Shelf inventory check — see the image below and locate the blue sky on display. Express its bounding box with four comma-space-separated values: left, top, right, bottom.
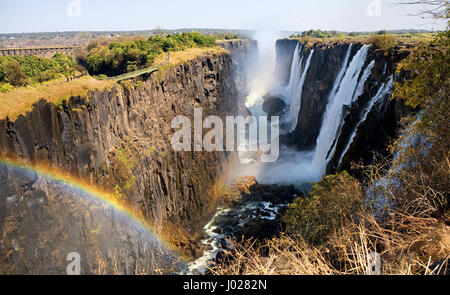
0, 0, 445, 33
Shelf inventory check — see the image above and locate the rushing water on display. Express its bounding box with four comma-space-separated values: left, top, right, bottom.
185, 200, 290, 274
233, 42, 379, 185
336, 75, 394, 167
312, 45, 371, 175
284, 47, 314, 132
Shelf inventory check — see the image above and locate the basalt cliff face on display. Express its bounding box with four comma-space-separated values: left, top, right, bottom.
275, 39, 412, 174
0, 43, 252, 274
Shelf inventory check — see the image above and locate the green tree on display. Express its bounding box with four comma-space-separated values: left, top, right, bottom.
0, 59, 28, 86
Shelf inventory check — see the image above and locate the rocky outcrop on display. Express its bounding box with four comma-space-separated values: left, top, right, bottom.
263, 94, 287, 118
0, 48, 252, 273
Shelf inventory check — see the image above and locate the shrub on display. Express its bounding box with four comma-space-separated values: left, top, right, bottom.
93, 74, 108, 80
0, 83, 14, 93
0, 59, 28, 86
366, 34, 399, 51
285, 171, 363, 245
392, 30, 449, 219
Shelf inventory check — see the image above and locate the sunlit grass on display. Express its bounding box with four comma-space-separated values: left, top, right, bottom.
0, 76, 115, 120
154, 46, 228, 66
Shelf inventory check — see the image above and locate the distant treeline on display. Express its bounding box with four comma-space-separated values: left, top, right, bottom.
0, 29, 252, 40
76, 32, 217, 77
290, 29, 437, 39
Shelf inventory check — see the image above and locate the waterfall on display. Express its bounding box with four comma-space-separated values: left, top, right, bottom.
336, 76, 394, 167
352, 60, 375, 103
327, 44, 353, 101
326, 59, 375, 163
284, 45, 314, 132
284, 43, 303, 105
312, 45, 371, 174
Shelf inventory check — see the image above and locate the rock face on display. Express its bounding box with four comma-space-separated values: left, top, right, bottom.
327, 47, 412, 174
218, 40, 257, 97
275, 39, 412, 174
218, 40, 257, 70
275, 39, 299, 85
278, 40, 362, 150
0, 46, 254, 273
0, 165, 184, 275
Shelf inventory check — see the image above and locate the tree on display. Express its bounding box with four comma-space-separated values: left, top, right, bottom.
397, 0, 449, 20
392, 23, 449, 219
1, 59, 27, 86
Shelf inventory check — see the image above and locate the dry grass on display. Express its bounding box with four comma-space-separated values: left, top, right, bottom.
0, 76, 115, 120
212, 145, 449, 275
291, 33, 437, 48
211, 235, 338, 275
154, 47, 228, 66
211, 213, 449, 275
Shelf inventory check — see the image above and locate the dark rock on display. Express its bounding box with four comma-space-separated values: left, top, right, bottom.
327, 47, 413, 175
239, 217, 279, 240
262, 95, 287, 117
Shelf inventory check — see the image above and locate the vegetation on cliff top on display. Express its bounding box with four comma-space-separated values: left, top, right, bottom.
0, 53, 82, 91
0, 32, 229, 120
76, 32, 217, 76
290, 30, 437, 50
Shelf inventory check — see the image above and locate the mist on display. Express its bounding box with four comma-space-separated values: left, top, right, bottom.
232, 30, 326, 186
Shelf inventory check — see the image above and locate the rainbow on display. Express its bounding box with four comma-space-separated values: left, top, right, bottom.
0, 156, 184, 261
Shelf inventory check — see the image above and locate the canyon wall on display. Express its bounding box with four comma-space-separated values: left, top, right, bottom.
0, 42, 253, 273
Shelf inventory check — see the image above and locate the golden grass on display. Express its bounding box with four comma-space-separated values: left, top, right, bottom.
154, 46, 228, 66
0, 76, 115, 120
291, 33, 438, 48
211, 215, 449, 275
154, 47, 229, 81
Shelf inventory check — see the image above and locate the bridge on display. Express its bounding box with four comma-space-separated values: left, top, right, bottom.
0, 46, 75, 58
112, 66, 159, 82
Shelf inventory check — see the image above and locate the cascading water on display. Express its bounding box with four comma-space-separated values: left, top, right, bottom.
312, 45, 372, 175
244, 32, 280, 117
336, 75, 394, 167
284, 47, 314, 132
326, 44, 353, 105
235, 40, 387, 186
326, 59, 375, 164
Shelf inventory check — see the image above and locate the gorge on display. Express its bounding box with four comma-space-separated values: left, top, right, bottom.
0, 36, 412, 274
